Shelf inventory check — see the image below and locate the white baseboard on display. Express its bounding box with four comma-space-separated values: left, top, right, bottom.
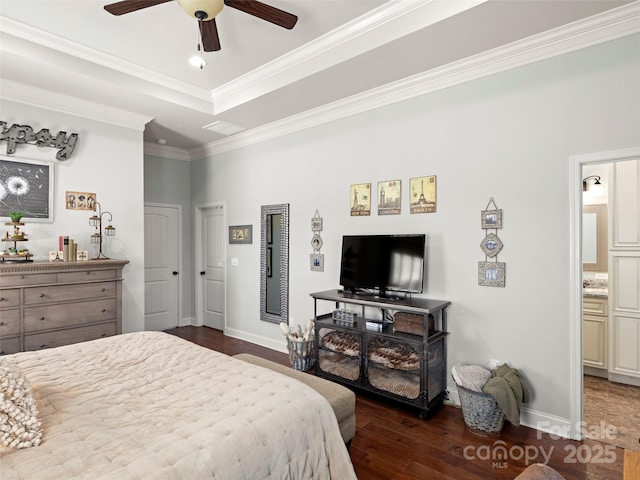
224, 327, 288, 354
178, 317, 196, 327
446, 380, 574, 440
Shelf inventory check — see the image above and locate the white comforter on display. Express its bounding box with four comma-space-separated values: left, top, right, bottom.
0, 332, 356, 480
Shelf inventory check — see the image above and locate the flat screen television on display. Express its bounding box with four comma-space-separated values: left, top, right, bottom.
339, 234, 425, 298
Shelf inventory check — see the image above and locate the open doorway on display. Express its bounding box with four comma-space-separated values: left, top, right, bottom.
570, 147, 640, 451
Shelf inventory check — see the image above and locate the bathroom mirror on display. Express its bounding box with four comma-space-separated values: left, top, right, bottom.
583, 204, 608, 272
260, 203, 289, 324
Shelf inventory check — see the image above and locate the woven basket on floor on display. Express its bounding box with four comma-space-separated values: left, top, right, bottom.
456, 383, 505, 437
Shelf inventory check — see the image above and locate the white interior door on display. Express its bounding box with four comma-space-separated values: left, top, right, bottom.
144, 204, 180, 331
201, 205, 225, 330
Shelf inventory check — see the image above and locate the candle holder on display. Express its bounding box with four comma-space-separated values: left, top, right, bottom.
89, 202, 116, 260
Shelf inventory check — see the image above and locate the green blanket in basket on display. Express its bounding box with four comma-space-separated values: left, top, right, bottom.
482, 364, 529, 426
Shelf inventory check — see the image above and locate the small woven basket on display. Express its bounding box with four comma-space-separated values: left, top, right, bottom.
456, 383, 505, 437
287, 339, 315, 371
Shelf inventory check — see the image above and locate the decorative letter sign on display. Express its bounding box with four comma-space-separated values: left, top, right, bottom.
0, 122, 78, 160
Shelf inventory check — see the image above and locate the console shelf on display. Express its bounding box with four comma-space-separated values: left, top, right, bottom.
311, 289, 450, 418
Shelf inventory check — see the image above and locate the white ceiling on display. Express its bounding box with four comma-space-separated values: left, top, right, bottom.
0, 0, 635, 153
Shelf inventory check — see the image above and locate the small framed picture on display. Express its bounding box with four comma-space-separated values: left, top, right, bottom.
409, 175, 437, 214
229, 225, 252, 244
480, 233, 503, 258
478, 261, 505, 287
481, 209, 502, 229
377, 179, 401, 215
310, 253, 324, 272
66, 191, 96, 210
49, 250, 63, 261
77, 250, 89, 261
350, 183, 371, 216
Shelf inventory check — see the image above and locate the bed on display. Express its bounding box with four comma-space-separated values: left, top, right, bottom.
0, 331, 356, 480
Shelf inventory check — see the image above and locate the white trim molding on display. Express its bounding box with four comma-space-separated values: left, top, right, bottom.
210, 0, 488, 114
1, 80, 153, 131
193, 2, 640, 160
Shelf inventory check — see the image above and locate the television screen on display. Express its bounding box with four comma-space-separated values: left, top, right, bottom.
339, 234, 425, 296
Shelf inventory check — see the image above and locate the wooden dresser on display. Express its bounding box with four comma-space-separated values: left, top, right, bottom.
0, 259, 128, 354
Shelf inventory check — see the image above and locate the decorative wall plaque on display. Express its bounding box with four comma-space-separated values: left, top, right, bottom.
0, 122, 78, 160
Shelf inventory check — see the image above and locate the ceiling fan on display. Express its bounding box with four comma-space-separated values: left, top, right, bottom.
104, 0, 298, 52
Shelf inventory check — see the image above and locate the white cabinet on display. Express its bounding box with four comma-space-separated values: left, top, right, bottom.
608, 159, 640, 380
583, 296, 607, 369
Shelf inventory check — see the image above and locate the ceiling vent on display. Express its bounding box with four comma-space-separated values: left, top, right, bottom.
203, 121, 246, 136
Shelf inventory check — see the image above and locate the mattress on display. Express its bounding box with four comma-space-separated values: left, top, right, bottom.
0, 331, 356, 480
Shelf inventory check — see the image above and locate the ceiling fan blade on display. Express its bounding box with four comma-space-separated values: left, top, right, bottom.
224, 0, 297, 29
200, 19, 221, 52
104, 0, 172, 16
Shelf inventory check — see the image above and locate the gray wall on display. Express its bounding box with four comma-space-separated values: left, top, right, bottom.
144, 155, 194, 323
183, 34, 639, 428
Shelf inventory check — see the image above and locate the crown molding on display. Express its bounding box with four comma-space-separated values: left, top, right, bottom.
192, 2, 640, 160
1, 80, 153, 130
144, 142, 191, 161
210, 0, 488, 114
1, 15, 212, 112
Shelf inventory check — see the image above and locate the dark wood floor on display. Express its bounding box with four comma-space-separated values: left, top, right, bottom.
165, 326, 625, 480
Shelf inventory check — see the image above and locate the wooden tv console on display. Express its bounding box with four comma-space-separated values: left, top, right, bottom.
311, 289, 450, 418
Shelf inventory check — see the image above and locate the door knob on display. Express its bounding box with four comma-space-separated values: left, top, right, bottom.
173, 271, 179, 275
200, 271, 205, 275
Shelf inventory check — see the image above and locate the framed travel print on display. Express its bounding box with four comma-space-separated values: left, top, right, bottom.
377, 179, 401, 215
350, 183, 371, 216
478, 261, 505, 287
410, 175, 437, 214
0, 156, 54, 222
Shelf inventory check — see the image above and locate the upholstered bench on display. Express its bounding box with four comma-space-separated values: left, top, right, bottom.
233, 353, 356, 445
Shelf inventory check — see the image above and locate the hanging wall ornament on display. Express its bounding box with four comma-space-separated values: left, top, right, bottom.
478, 197, 505, 287
310, 210, 324, 271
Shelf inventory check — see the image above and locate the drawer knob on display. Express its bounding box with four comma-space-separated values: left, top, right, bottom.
101, 309, 106, 313
39, 344, 46, 349
101, 333, 107, 337
40, 293, 45, 298
87, 272, 91, 275
40, 316, 45, 321
0, 297, 4, 301
0, 322, 4, 326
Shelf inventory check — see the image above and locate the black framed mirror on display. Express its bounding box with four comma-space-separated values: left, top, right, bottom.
260, 203, 289, 324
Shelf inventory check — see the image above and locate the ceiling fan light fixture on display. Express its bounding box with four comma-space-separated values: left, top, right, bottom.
177, 0, 224, 20
189, 55, 207, 68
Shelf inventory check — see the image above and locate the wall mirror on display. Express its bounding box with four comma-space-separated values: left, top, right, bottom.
260, 203, 289, 324
583, 204, 608, 272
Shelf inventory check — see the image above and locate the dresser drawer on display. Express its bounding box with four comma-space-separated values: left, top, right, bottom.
24, 299, 117, 333
24, 281, 116, 305
0, 308, 20, 336
57, 269, 117, 283
0, 273, 57, 287
0, 336, 21, 355
24, 322, 117, 351
0, 289, 20, 308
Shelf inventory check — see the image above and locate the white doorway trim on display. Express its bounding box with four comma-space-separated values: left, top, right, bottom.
569, 146, 640, 441
143, 202, 183, 327
194, 201, 227, 329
